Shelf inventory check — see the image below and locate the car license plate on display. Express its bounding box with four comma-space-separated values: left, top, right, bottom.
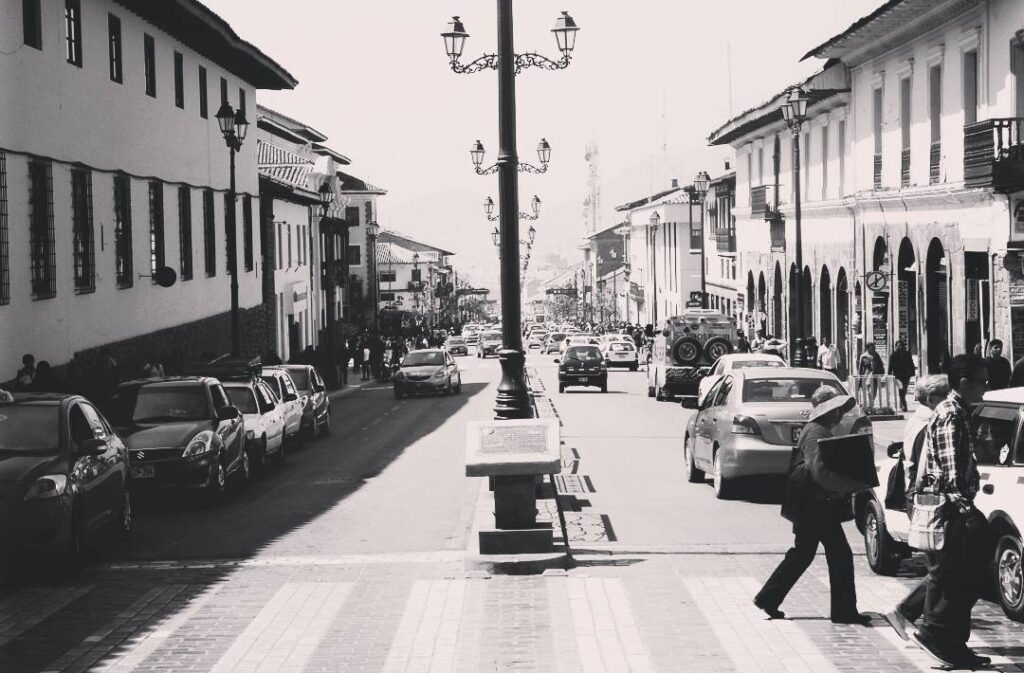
579, 377, 589, 383
791, 425, 804, 443
131, 465, 155, 479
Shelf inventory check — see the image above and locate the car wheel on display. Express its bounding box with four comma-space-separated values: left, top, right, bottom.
235, 448, 252, 491
275, 438, 287, 467
320, 411, 331, 436
655, 377, 665, 401
712, 450, 733, 500
684, 437, 705, 483
863, 500, 902, 576
207, 460, 228, 503
253, 436, 268, 473
996, 534, 1024, 622
600, 379, 608, 393
118, 487, 134, 538
647, 384, 655, 398
455, 377, 462, 394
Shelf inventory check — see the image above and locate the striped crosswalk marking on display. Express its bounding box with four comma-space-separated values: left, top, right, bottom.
684, 576, 841, 673
209, 582, 353, 673
562, 577, 655, 673
0, 584, 92, 648
381, 579, 467, 673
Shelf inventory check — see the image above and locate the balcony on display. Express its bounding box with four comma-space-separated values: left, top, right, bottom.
769, 218, 786, 252
749, 185, 777, 220
964, 118, 1024, 192
929, 141, 941, 184
716, 228, 736, 253
873, 153, 882, 190
900, 148, 911, 187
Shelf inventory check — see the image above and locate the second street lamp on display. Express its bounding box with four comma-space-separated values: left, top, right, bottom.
318, 181, 340, 389
649, 211, 660, 327
782, 86, 809, 367
692, 170, 710, 309
215, 101, 249, 356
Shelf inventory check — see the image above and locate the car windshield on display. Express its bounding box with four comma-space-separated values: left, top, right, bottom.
609, 342, 635, 352
731, 359, 785, 369
742, 378, 843, 403
260, 375, 281, 398
482, 332, 502, 341
0, 405, 60, 454
284, 368, 309, 390
565, 346, 602, 361
225, 387, 258, 414
118, 384, 209, 423
549, 333, 566, 341
446, 337, 466, 345
404, 352, 445, 367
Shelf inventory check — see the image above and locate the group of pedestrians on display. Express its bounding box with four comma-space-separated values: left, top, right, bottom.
754, 354, 995, 669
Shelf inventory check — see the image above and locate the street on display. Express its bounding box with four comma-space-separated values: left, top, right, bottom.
2, 350, 1022, 673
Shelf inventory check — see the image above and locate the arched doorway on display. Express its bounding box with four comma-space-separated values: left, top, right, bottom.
746, 272, 756, 337
802, 265, 813, 340
758, 271, 767, 336
897, 237, 918, 356
820, 266, 833, 343
926, 238, 950, 373
836, 268, 849, 378
773, 262, 784, 338
871, 236, 890, 355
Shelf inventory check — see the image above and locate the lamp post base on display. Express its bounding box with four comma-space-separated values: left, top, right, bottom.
494, 349, 533, 420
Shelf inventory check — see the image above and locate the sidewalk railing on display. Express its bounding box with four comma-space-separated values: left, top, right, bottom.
850, 374, 900, 416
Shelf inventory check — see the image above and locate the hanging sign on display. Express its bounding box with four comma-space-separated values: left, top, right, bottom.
865, 270, 888, 292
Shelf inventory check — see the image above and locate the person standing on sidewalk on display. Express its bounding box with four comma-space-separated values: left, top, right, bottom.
859, 343, 885, 408
984, 339, 1011, 390
883, 374, 950, 641
910, 354, 991, 669
754, 387, 873, 625
888, 340, 915, 412
817, 337, 839, 376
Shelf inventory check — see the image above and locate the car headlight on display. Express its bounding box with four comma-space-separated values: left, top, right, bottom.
24, 474, 69, 501
182, 430, 215, 458
433, 369, 446, 379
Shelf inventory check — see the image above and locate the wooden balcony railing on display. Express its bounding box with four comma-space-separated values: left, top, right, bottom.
964, 118, 1024, 192
873, 153, 882, 190
900, 148, 911, 187
749, 185, 777, 220
716, 228, 736, 253
929, 141, 941, 184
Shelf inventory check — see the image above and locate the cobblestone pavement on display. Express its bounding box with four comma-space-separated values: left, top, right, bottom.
2, 552, 1022, 673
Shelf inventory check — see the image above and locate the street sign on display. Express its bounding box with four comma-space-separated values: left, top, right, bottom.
457, 288, 490, 296
865, 270, 888, 292
545, 287, 578, 297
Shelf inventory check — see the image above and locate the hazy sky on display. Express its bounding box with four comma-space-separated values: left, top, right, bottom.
205, 0, 881, 286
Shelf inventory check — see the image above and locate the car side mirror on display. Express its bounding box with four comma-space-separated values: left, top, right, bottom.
217, 406, 240, 421
553, 358, 560, 364
886, 441, 903, 459
79, 438, 107, 456
662, 328, 670, 337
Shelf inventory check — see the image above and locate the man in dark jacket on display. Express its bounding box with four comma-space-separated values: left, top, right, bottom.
888, 340, 916, 412
984, 340, 1011, 390
754, 386, 872, 625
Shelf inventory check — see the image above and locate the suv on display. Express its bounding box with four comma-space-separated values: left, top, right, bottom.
855, 389, 1024, 622
106, 377, 248, 499
275, 365, 330, 439
557, 344, 608, 393
648, 310, 736, 404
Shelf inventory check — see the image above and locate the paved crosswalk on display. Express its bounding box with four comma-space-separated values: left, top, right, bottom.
2, 554, 1022, 673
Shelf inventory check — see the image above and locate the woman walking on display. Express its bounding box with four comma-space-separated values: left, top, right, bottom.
754, 387, 872, 625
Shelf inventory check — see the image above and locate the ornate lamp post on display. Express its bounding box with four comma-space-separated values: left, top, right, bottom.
412, 252, 422, 313
317, 181, 340, 388
649, 211, 660, 327
366, 220, 381, 332
215, 101, 249, 356
781, 86, 809, 366
692, 170, 711, 309
442, 8, 578, 419
484, 194, 541, 221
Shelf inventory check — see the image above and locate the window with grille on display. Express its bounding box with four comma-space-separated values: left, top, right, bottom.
108, 14, 122, 83
0, 153, 8, 305
178, 186, 192, 280
203, 190, 215, 276
23, 0, 42, 49
380, 271, 396, 283
65, 0, 82, 66
28, 160, 56, 299
174, 52, 184, 109
243, 195, 253, 271
114, 174, 133, 288
144, 34, 156, 97
198, 66, 208, 118
71, 167, 95, 293
149, 181, 164, 276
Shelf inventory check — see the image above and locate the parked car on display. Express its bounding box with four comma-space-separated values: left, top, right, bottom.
478, 331, 503, 358
259, 367, 304, 446
854, 388, 1024, 622
0, 393, 132, 570
543, 332, 567, 354
106, 377, 249, 499
697, 353, 786, 403
393, 349, 462, 398
682, 369, 871, 499
557, 344, 608, 393
526, 331, 548, 350
444, 336, 469, 356
222, 379, 286, 470
602, 340, 639, 371
275, 365, 330, 439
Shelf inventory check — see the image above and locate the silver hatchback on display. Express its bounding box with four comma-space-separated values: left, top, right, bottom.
683, 368, 872, 499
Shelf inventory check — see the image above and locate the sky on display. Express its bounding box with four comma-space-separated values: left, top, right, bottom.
205, 0, 882, 288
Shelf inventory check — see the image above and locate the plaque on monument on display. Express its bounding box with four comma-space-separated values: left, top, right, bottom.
465, 418, 560, 477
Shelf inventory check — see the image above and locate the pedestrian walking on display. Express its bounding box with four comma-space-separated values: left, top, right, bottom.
142, 353, 165, 378
736, 333, 751, 353
888, 340, 915, 412
984, 339, 1011, 390
754, 386, 872, 625
804, 336, 819, 368
361, 344, 372, 381
858, 343, 885, 408
338, 340, 350, 386
909, 355, 992, 669
882, 374, 950, 641
817, 337, 839, 375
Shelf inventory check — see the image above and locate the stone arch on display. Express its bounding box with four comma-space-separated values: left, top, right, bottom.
820, 265, 833, 343
897, 237, 918, 355
773, 262, 784, 337
926, 238, 950, 373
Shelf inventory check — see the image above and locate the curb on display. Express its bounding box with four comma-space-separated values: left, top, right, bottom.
327, 377, 377, 401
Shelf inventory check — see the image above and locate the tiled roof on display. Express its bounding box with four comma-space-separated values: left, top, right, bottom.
257, 140, 313, 190
336, 169, 387, 195
614, 187, 684, 212
378, 230, 453, 257
376, 244, 414, 266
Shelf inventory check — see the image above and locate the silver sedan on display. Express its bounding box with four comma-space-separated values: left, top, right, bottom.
683, 368, 872, 499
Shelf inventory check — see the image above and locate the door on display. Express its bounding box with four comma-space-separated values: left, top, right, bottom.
255, 382, 284, 450
971, 404, 1023, 518
80, 402, 121, 527
67, 402, 106, 531
280, 374, 301, 435
210, 384, 242, 469
704, 378, 734, 461
693, 378, 726, 467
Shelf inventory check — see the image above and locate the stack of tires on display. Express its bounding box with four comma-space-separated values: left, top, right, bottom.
670, 334, 732, 366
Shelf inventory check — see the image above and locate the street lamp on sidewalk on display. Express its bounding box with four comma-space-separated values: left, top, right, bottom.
366, 220, 380, 332
441, 7, 578, 419
692, 170, 710, 309
649, 211, 660, 327
484, 194, 541, 221
318, 181, 340, 388
215, 101, 249, 356
781, 86, 809, 367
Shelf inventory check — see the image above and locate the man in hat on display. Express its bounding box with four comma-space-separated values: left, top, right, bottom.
754, 386, 872, 625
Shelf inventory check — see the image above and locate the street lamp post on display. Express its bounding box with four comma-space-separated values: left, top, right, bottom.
781, 87, 809, 367
317, 182, 340, 388
366, 220, 380, 333
412, 252, 421, 314
215, 102, 249, 356
692, 170, 710, 309
442, 8, 578, 420
649, 211, 660, 327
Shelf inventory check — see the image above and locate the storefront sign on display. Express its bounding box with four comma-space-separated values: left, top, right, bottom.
966, 280, 980, 321
1010, 282, 1024, 307
871, 293, 888, 353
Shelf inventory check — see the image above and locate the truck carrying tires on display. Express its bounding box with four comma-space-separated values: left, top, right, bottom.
647, 310, 737, 405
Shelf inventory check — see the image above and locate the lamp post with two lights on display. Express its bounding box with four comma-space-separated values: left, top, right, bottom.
691, 170, 711, 309
215, 102, 250, 356
781, 86, 810, 367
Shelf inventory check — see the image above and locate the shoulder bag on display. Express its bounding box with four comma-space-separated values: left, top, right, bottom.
906, 441, 948, 552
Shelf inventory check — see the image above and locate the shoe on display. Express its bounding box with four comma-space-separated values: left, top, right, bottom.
831, 612, 873, 626
883, 609, 911, 641
955, 650, 992, 669
911, 630, 958, 668
752, 598, 785, 619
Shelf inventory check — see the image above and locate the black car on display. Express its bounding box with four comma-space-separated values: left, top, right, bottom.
106, 377, 248, 500
557, 344, 608, 393
0, 393, 132, 569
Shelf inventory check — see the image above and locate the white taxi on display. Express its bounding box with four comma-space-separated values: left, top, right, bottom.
697, 353, 786, 404
601, 340, 639, 371
855, 388, 1024, 622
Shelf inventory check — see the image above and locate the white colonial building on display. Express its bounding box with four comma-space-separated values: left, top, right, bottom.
0, 0, 295, 378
